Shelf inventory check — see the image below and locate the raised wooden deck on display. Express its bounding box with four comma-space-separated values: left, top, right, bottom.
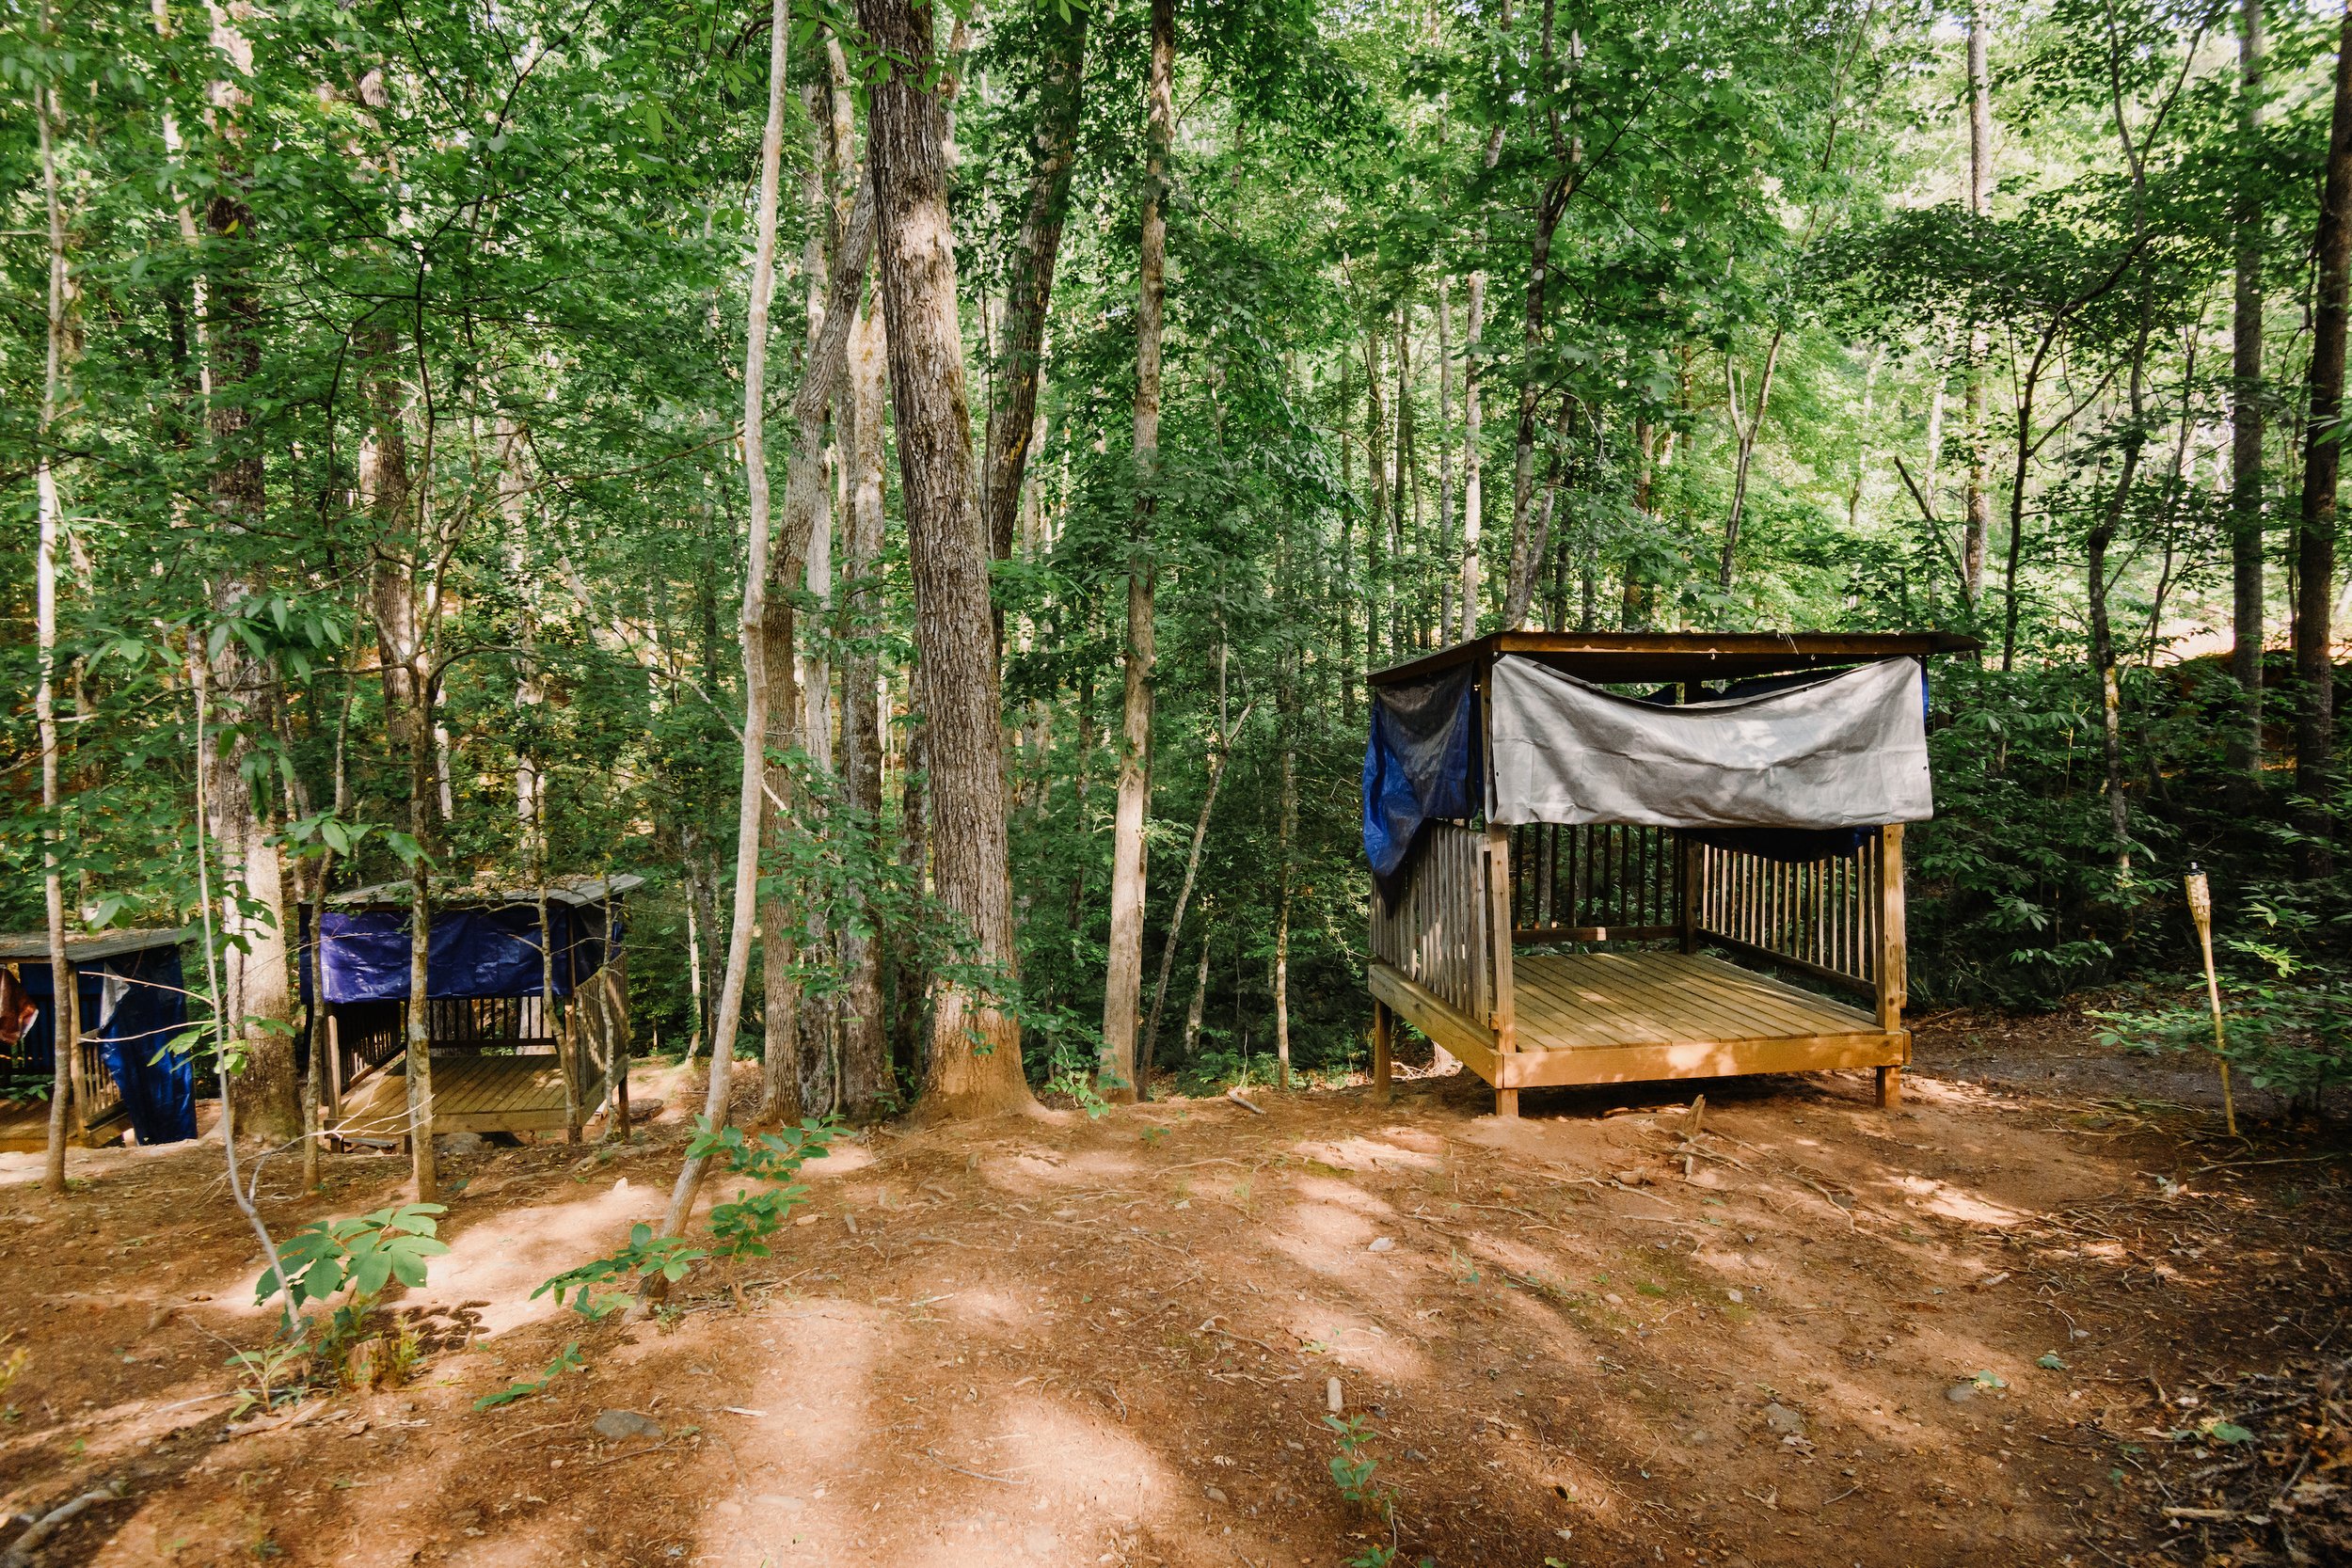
329, 1053, 595, 1142
0, 1097, 129, 1152
1371, 949, 1906, 1097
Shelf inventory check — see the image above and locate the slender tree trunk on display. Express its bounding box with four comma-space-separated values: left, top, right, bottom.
1179, 921, 1213, 1065
1623, 418, 1653, 628
1099, 0, 1175, 1102
838, 292, 891, 1117
2089, 319, 2151, 878
859, 0, 1034, 1117
1462, 270, 1486, 636
2231, 0, 2269, 794
404, 655, 438, 1200
1363, 325, 1386, 665
651, 0, 792, 1251
2291, 0, 2352, 877
36, 70, 73, 1196
1963, 0, 1993, 606
1140, 697, 1252, 1085
1437, 277, 1458, 640
1392, 308, 1411, 651
1502, 173, 1573, 628
981, 4, 1088, 564
1717, 328, 1785, 594
1272, 679, 1296, 1091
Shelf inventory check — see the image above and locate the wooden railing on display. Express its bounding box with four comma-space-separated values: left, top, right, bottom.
1370, 821, 1497, 1027
1509, 823, 1682, 942
327, 965, 624, 1126
1691, 827, 1903, 1011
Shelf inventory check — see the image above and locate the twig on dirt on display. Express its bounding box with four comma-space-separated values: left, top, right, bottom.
588, 1439, 685, 1467
917, 1448, 1026, 1485
1197, 1316, 1291, 1359
1226, 1089, 1266, 1116
0, 1480, 124, 1568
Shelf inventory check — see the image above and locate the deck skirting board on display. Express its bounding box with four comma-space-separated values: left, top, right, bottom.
1372, 949, 1910, 1095
1496, 1029, 1908, 1089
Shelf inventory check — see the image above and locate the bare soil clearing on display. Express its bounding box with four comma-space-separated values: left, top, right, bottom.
0, 1015, 2344, 1568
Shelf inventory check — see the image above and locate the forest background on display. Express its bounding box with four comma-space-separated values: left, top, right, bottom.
4, 0, 2349, 1153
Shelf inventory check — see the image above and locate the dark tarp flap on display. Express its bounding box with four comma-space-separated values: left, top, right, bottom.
1362, 663, 1483, 895
318, 905, 613, 1004
13, 946, 196, 1146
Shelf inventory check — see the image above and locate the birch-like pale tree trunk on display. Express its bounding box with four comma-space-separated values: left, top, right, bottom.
36, 65, 75, 1197
652, 0, 791, 1247
1962, 0, 1993, 606
1099, 0, 1176, 1102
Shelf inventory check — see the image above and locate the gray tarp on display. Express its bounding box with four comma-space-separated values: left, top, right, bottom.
1487, 655, 1931, 829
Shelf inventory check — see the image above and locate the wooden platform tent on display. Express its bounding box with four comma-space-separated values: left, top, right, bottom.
0, 927, 198, 1152
310, 875, 639, 1143
1363, 632, 1977, 1116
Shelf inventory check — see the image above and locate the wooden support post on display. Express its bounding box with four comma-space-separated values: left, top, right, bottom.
1876, 1065, 1902, 1107
1677, 834, 1699, 954
1371, 999, 1392, 1105
326, 1011, 344, 1124
1485, 823, 1518, 1117
1874, 824, 1906, 1034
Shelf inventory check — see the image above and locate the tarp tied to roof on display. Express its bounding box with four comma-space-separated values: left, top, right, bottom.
1360, 663, 1482, 892
1487, 656, 1932, 830
316, 905, 615, 1005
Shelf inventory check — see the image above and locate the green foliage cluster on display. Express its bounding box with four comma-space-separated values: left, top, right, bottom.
2, 0, 2346, 1118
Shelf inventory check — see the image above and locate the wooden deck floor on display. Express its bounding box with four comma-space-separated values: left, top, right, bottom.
331, 1053, 589, 1140
1372, 949, 1906, 1096
0, 1097, 129, 1152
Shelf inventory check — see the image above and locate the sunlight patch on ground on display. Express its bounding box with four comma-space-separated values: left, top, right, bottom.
415, 1180, 657, 1337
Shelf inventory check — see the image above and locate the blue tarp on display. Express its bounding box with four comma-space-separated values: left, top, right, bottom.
1362, 663, 1483, 896
15, 945, 196, 1146
316, 905, 612, 1004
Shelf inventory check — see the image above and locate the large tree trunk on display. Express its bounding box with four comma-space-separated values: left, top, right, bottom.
204, 125, 300, 1148
981, 3, 1089, 564
651, 0, 793, 1251
2292, 0, 2352, 878
837, 292, 892, 1118
2231, 0, 2268, 794
859, 0, 1034, 1117
362, 332, 420, 743
1100, 0, 1175, 1102
1962, 0, 1992, 607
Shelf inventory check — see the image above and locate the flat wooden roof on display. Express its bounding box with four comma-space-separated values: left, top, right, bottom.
0, 927, 192, 963
1368, 630, 1982, 688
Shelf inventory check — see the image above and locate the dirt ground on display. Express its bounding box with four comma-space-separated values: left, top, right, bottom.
1, 1008, 2346, 1568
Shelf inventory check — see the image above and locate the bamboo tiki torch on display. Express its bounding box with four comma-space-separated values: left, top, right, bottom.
2183, 863, 2238, 1138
